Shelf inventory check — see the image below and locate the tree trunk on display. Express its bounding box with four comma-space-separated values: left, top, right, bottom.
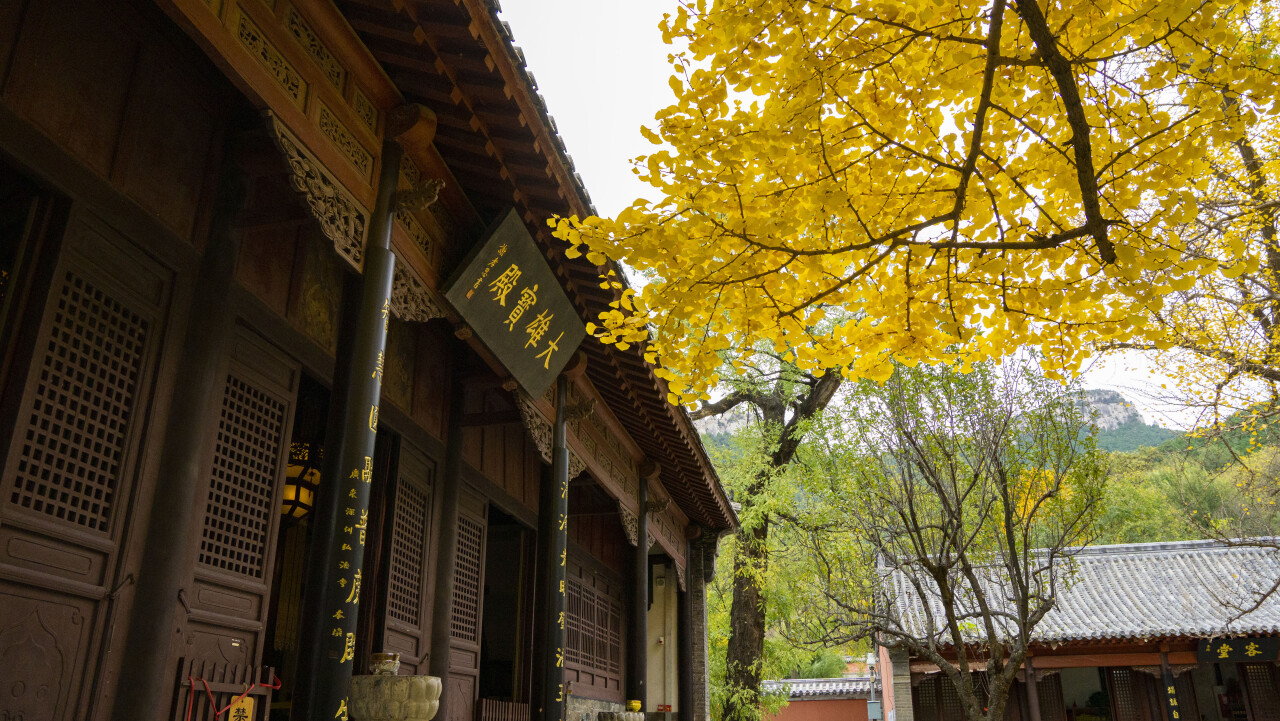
716, 371, 842, 721
723, 505, 770, 720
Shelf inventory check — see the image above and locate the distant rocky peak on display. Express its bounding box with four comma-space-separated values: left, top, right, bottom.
1083, 388, 1145, 431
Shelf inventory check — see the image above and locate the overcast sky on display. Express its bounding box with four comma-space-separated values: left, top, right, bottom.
498, 0, 1189, 429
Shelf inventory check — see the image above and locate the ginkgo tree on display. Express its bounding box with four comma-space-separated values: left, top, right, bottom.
1114, 110, 1280, 433
553, 0, 1280, 406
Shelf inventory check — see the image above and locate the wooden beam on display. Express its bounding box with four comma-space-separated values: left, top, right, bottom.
457, 409, 521, 427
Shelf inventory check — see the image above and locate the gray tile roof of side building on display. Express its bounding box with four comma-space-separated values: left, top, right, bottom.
890, 539, 1280, 645
762, 677, 881, 699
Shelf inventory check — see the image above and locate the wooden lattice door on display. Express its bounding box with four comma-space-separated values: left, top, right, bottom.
1174, 672, 1198, 721
381, 442, 435, 675
914, 676, 940, 721
0, 210, 174, 721
1037, 673, 1067, 721
1243, 663, 1280, 721
183, 327, 298, 677
446, 486, 487, 721
1108, 668, 1157, 721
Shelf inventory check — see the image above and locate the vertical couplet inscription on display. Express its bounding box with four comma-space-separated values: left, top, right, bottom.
546, 375, 570, 721
554, 449, 569, 718
324, 246, 394, 721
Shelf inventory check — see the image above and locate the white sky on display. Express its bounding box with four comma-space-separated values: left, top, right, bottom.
498, 0, 1191, 430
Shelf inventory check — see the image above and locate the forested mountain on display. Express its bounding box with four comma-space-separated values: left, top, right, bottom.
1082, 389, 1179, 452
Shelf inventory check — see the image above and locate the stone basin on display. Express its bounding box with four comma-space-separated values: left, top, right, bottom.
348, 674, 441, 721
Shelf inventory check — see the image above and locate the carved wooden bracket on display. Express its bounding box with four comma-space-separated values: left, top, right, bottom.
390, 261, 444, 322
394, 178, 445, 213
568, 450, 586, 480
676, 562, 687, 592
514, 390, 586, 478
618, 502, 639, 547
267, 112, 368, 271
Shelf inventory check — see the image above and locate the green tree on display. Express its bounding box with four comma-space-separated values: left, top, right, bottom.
693, 350, 843, 721
787, 359, 1107, 721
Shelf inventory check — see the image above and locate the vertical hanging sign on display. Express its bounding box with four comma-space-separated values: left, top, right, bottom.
443, 208, 586, 398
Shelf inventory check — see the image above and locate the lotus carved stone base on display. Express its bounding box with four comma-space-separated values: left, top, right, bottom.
348, 674, 441, 721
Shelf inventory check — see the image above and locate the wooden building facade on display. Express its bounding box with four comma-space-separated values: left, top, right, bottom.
0, 0, 734, 719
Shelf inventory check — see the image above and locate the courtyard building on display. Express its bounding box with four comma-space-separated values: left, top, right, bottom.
881, 540, 1280, 721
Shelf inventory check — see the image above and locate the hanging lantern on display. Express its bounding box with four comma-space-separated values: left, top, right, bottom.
282, 442, 322, 518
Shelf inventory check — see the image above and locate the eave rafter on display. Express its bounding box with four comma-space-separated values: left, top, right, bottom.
336, 0, 734, 529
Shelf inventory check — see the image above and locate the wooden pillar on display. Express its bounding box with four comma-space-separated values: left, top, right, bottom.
678, 543, 694, 718
628, 469, 650, 708
1160, 650, 1179, 721
108, 142, 246, 721
536, 375, 571, 721
292, 260, 362, 717
1025, 655, 1043, 721
427, 361, 467, 719
293, 136, 402, 721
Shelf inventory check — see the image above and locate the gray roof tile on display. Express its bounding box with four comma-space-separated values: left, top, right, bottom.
762, 677, 880, 699
890, 539, 1280, 645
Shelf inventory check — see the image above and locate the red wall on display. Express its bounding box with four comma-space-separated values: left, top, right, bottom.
771, 698, 870, 721
880, 645, 896, 717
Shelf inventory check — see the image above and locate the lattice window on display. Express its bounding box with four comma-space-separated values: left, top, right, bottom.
10, 271, 149, 532
1109, 669, 1141, 721
1244, 664, 1280, 721
940, 676, 965, 721
388, 481, 430, 626
565, 578, 586, 665
451, 514, 484, 642
1038, 675, 1066, 721
565, 574, 623, 677
198, 375, 286, 578
915, 679, 939, 721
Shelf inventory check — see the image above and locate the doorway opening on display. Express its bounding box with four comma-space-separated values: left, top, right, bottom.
264, 373, 329, 720
478, 505, 535, 710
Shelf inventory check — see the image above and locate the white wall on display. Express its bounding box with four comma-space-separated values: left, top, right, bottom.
647, 561, 680, 711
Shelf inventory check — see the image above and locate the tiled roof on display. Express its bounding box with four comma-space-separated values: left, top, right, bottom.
890, 539, 1280, 645
762, 677, 880, 699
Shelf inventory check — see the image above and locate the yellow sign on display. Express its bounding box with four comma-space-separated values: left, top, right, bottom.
228, 695, 255, 721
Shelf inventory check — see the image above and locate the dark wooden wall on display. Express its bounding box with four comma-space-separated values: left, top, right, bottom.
460, 402, 542, 514
568, 511, 628, 574
1, 0, 224, 247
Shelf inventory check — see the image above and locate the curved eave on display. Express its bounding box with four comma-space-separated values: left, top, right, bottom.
337, 0, 735, 531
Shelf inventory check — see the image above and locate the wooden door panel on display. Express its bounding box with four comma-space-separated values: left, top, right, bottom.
0, 209, 174, 721
186, 327, 298, 671
1038, 674, 1066, 721
1109, 668, 1153, 721
446, 486, 486, 721
382, 442, 434, 674
446, 674, 476, 721
1243, 663, 1280, 721
0, 581, 97, 721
